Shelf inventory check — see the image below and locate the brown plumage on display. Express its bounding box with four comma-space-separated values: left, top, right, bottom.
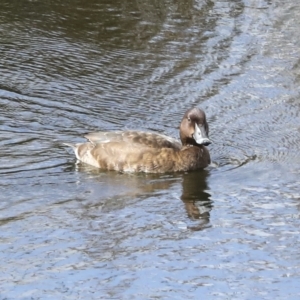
64, 108, 211, 173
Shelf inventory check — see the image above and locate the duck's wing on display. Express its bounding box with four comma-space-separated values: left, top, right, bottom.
84, 131, 181, 150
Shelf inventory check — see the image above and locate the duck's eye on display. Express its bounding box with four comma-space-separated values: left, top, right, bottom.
187, 117, 191, 122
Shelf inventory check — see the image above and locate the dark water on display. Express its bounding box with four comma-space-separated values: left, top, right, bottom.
1, 0, 300, 298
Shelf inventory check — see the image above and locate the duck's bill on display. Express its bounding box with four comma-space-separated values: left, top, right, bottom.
193, 123, 211, 146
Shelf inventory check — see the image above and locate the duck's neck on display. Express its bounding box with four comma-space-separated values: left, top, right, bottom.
181, 136, 199, 147
175, 144, 210, 171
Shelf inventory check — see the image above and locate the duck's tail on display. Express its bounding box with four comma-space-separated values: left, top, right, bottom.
63, 142, 77, 150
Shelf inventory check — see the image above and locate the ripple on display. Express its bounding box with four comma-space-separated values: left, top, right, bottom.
2, 1, 300, 299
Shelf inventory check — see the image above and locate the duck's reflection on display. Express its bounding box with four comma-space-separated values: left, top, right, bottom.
65, 162, 212, 230
180, 170, 212, 230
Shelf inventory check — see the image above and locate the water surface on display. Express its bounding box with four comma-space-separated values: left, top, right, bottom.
1, 0, 300, 299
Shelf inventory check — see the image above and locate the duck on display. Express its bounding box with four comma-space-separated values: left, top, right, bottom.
64, 107, 211, 173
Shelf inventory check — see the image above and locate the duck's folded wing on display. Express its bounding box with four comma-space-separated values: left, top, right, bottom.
84, 131, 181, 150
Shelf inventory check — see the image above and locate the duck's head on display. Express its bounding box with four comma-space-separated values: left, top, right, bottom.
179, 108, 211, 147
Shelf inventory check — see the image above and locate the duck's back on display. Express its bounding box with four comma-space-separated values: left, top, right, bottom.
72, 131, 184, 173
85, 131, 181, 150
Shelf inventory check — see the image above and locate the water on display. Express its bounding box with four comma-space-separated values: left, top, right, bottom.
1, 0, 300, 299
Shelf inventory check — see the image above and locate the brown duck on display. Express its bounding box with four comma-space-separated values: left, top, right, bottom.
64, 107, 211, 173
